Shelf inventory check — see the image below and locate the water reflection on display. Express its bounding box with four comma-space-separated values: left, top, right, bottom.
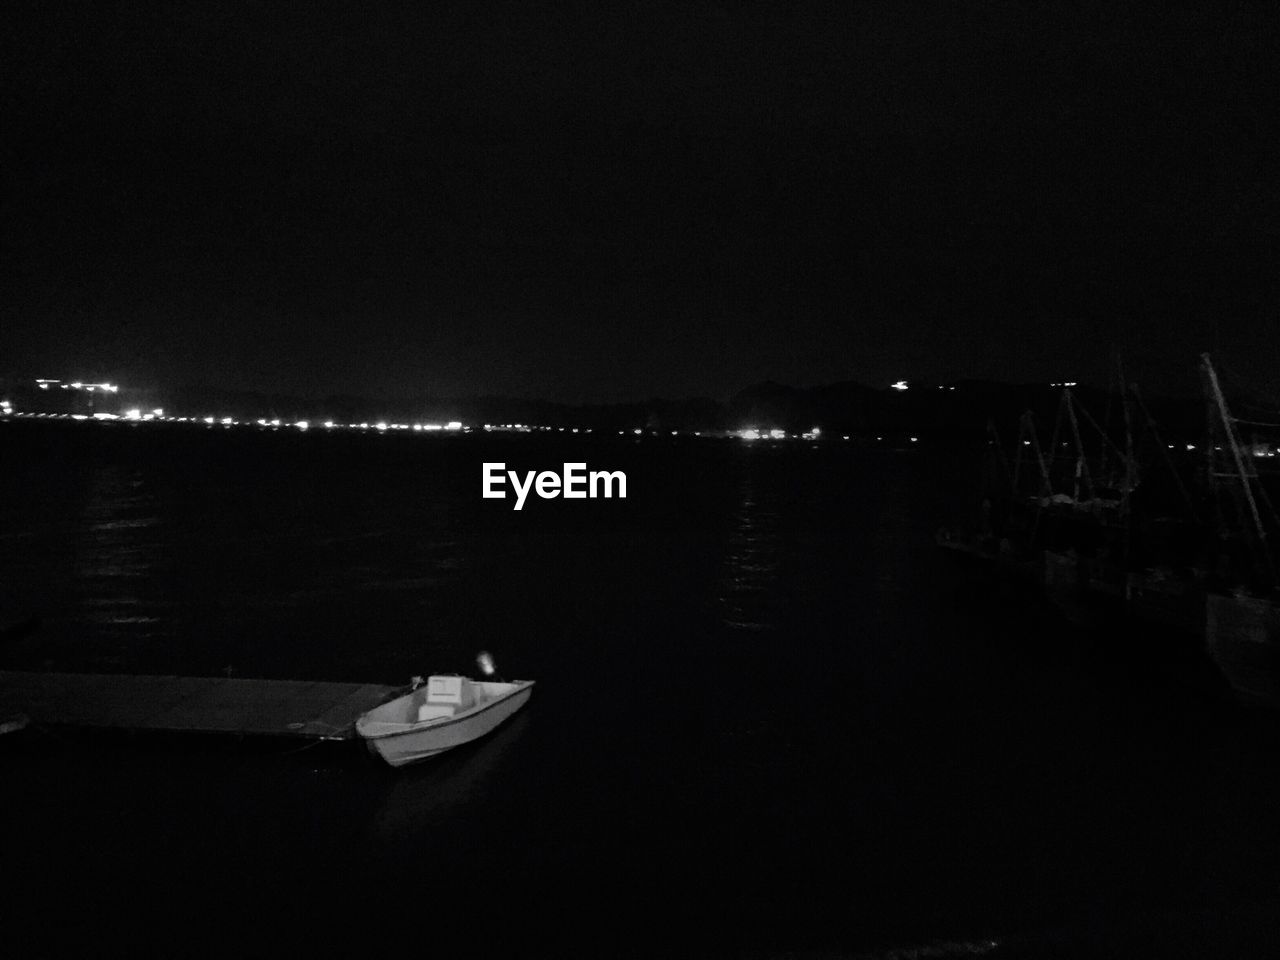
73, 467, 171, 661
717, 469, 783, 631
367, 710, 532, 842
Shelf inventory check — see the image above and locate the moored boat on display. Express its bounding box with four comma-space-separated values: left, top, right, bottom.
356, 673, 534, 767
1198, 354, 1280, 706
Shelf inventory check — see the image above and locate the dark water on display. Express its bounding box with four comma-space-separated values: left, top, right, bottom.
3, 420, 1280, 957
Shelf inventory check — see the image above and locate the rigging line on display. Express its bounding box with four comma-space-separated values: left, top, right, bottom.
1045, 399, 1064, 494
1133, 386, 1198, 521
986, 419, 1012, 493
1230, 417, 1280, 429
1203, 355, 1277, 583
1216, 358, 1280, 415
1071, 397, 1128, 464
1100, 352, 1118, 480
1063, 390, 1094, 502
1011, 414, 1026, 493
1255, 480, 1280, 534
1021, 410, 1050, 543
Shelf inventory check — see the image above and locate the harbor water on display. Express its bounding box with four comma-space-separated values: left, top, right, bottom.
2, 420, 1279, 957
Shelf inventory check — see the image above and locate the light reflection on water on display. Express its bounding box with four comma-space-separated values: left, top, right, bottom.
72, 466, 169, 659
0, 444, 473, 675
718, 470, 783, 631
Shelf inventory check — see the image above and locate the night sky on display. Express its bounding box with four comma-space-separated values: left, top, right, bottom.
4, 1, 1277, 401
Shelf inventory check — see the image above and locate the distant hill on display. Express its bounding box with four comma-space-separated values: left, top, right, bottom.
3, 375, 1209, 445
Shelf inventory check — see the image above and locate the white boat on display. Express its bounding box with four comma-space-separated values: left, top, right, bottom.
356, 674, 534, 767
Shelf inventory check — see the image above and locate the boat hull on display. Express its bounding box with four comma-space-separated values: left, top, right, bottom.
1206, 594, 1280, 708
362, 683, 533, 767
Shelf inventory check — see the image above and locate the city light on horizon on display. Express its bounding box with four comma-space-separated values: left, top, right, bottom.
3, 377, 875, 446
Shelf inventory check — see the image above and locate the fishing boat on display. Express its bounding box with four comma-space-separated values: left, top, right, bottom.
939, 395, 1134, 606
938, 364, 1220, 641
356, 671, 534, 767
936, 417, 1043, 584
1199, 354, 1280, 707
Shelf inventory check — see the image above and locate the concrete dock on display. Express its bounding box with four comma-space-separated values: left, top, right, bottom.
0, 671, 398, 740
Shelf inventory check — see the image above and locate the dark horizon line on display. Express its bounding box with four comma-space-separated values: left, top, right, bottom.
1, 371, 1213, 408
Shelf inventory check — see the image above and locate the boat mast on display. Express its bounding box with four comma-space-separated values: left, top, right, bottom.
986, 418, 1011, 487
1119, 356, 1136, 597
1014, 410, 1050, 499
1119, 362, 1135, 510
1132, 384, 1194, 522
1201, 353, 1276, 586
1063, 388, 1094, 504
